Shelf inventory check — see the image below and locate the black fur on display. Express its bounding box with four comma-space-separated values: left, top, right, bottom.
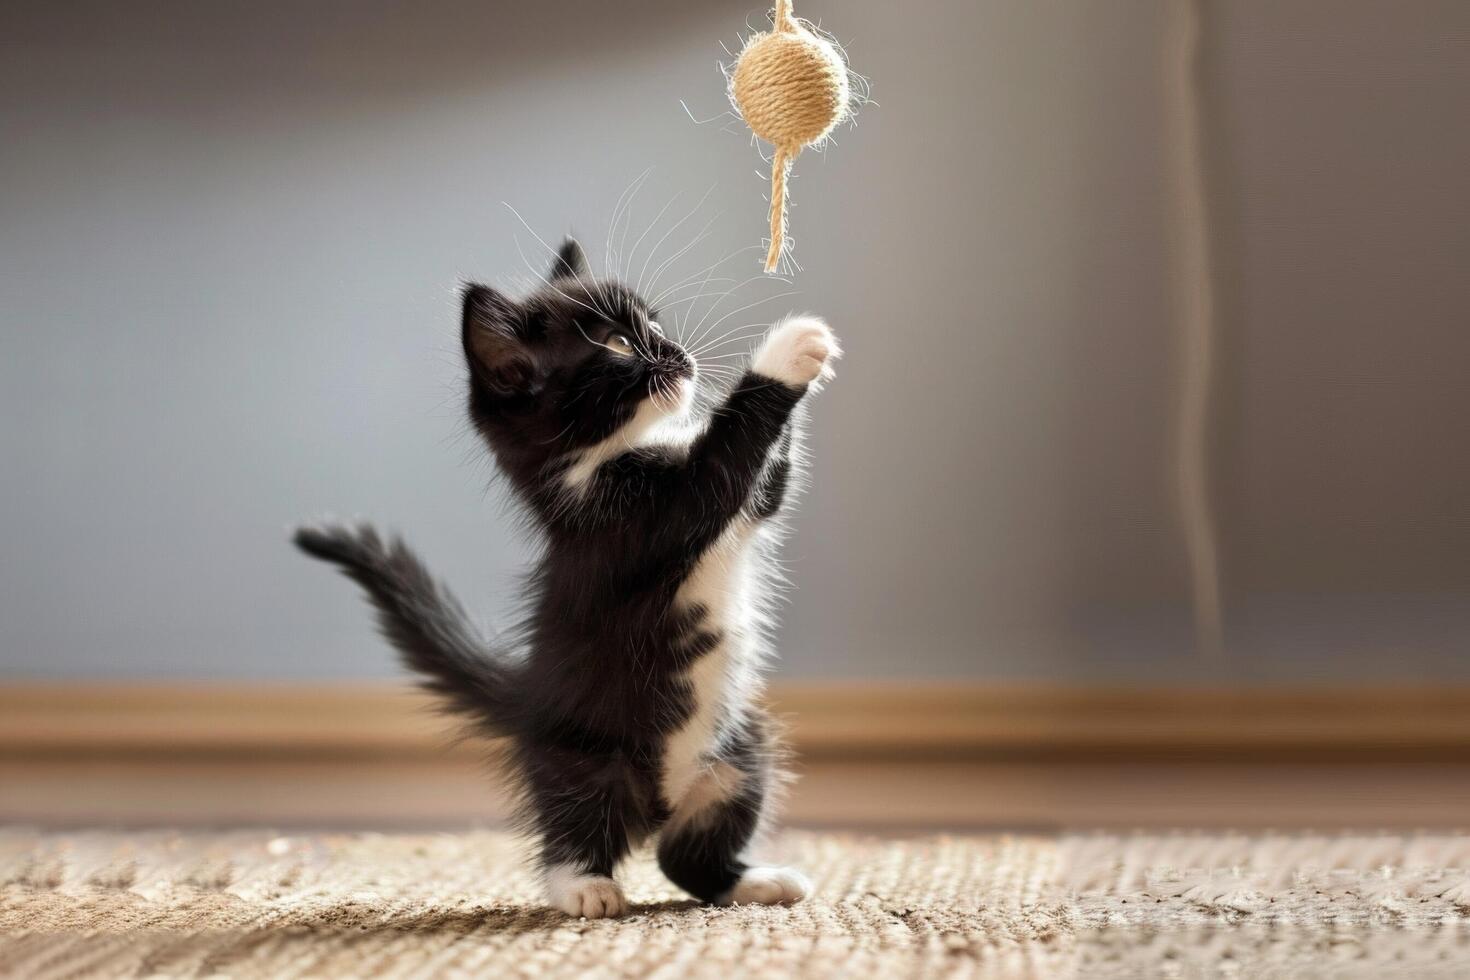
295, 239, 828, 909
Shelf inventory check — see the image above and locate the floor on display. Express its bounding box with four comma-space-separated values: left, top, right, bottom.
6, 828, 1470, 978
9, 757, 1470, 976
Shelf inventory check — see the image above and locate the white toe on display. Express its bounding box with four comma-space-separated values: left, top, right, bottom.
719, 866, 812, 906
545, 868, 629, 919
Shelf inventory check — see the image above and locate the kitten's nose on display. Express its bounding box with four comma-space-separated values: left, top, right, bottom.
658, 344, 695, 379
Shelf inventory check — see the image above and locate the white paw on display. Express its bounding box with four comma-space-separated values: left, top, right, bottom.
545, 868, 628, 919
718, 866, 812, 906
752, 316, 840, 387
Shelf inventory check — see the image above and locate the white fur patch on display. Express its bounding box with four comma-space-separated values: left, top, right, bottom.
661, 522, 764, 810
562, 379, 695, 492
664, 760, 748, 833
751, 315, 840, 387
544, 864, 628, 918
719, 866, 811, 906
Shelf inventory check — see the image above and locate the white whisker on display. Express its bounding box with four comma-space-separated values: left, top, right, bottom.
623, 192, 679, 287
685, 275, 793, 351
689, 292, 799, 355
648, 244, 771, 310
511, 234, 605, 320
613, 170, 655, 288
636, 185, 716, 297
605, 168, 652, 283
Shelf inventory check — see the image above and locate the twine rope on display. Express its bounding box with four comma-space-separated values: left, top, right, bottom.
767, 147, 792, 271
774, 0, 793, 31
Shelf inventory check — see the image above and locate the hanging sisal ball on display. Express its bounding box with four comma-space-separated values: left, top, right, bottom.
729, 0, 852, 271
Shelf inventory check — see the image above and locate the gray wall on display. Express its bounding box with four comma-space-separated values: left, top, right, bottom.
2, 1, 1467, 682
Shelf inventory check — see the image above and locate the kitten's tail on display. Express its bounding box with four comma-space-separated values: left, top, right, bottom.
293, 521, 516, 736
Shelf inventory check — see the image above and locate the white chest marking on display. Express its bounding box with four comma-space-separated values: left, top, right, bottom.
561, 398, 668, 493
561, 380, 698, 493
661, 523, 763, 808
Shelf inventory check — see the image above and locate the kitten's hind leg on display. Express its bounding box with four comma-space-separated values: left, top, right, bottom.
657, 747, 810, 906
527, 752, 643, 918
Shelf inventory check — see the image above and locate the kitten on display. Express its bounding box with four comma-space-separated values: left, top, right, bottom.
294, 238, 838, 917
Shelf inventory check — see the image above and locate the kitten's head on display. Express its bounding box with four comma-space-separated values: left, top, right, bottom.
461, 238, 696, 464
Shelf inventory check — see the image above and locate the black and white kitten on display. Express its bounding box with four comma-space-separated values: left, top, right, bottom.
294, 238, 838, 917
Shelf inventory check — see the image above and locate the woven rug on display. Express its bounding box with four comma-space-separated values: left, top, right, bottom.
4, 830, 1470, 978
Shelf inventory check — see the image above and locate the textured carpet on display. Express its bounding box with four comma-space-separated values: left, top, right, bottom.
5, 829, 1470, 978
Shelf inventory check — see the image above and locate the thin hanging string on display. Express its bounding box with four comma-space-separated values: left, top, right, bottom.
766, 146, 792, 272
1164, 0, 1223, 658
764, 0, 797, 272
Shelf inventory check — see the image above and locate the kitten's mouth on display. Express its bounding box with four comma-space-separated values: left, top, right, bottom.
648, 373, 696, 417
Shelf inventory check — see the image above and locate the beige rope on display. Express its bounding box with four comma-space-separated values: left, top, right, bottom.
766, 146, 792, 271
774, 0, 793, 32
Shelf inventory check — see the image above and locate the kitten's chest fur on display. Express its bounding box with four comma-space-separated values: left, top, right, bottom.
661, 519, 766, 805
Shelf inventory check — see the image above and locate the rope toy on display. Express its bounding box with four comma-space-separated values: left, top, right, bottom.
729, 0, 852, 271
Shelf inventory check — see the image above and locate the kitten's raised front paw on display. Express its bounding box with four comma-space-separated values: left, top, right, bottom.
718, 866, 812, 906
752, 316, 840, 388
545, 869, 629, 919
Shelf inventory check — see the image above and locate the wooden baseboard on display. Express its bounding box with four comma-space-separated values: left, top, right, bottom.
8, 682, 1470, 827
4, 681, 1470, 761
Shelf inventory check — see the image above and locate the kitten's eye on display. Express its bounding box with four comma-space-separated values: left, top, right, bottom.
606, 333, 634, 356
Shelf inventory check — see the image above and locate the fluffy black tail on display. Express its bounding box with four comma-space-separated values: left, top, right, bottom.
293, 521, 516, 736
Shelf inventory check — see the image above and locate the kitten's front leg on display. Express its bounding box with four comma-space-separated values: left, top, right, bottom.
682, 317, 839, 516
745, 318, 837, 519
750, 426, 795, 521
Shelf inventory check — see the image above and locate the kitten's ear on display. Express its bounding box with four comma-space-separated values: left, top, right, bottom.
462, 284, 539, 397
549, 238, 590, 282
